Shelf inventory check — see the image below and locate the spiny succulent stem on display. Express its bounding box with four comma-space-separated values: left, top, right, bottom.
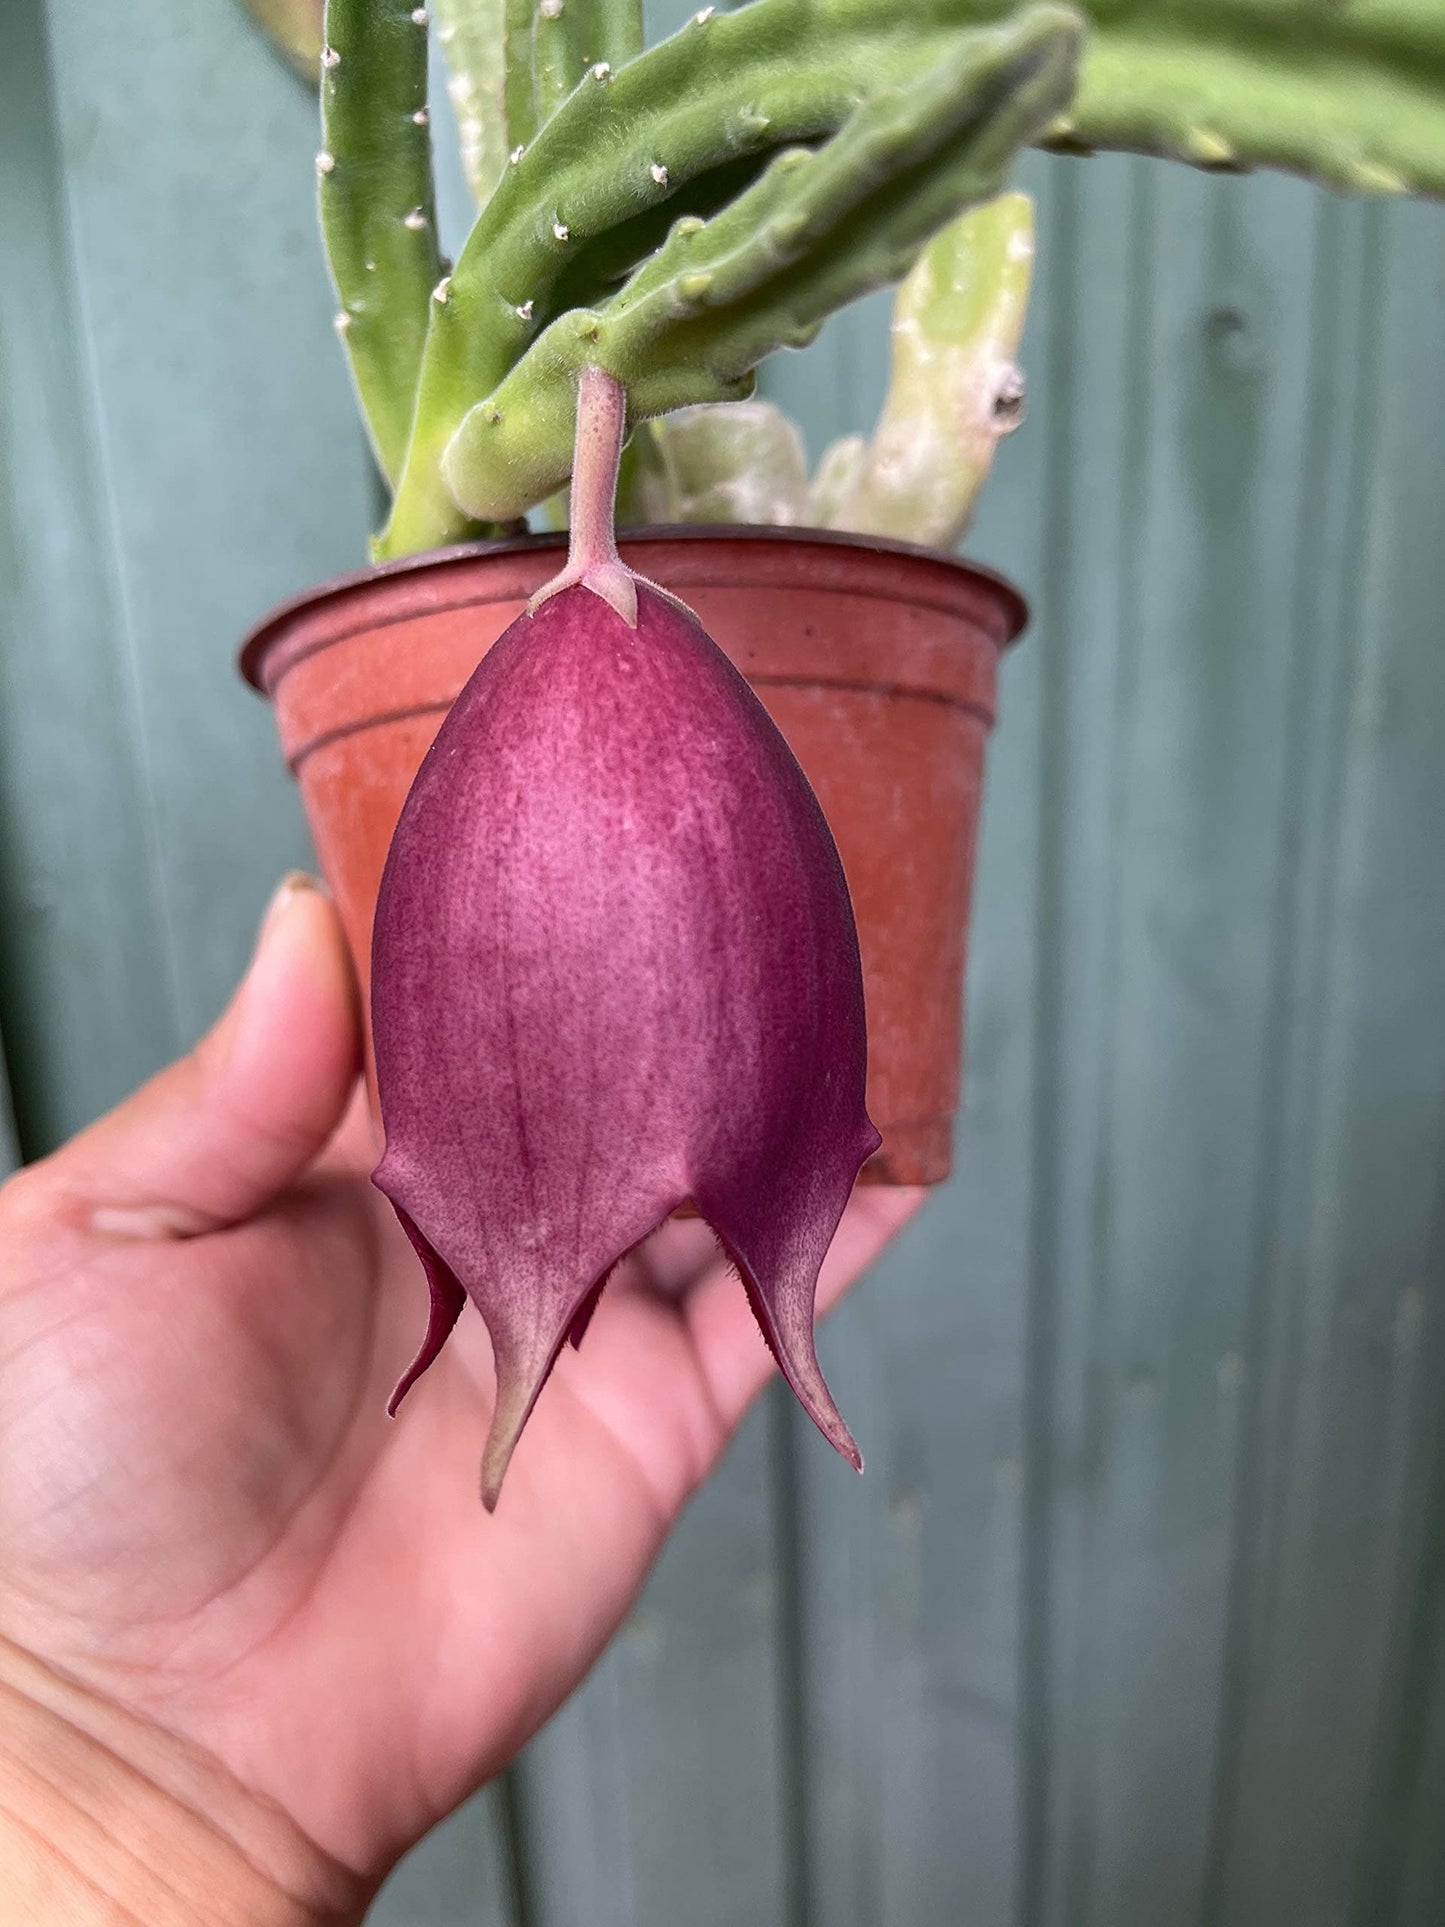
437, 7, 1079, 528
370, 0, 1445, 556
433, 0, 510, 201
623, 401, 811, 526
379, 0, 1076, 556
528, 366, 639, 627
321, 0, 443, 483
504, 0, 539, 151
829, 191, 1036, 545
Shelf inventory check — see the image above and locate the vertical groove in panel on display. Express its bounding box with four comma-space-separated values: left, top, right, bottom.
1261, 197, 1397, 1920
42, 18, 187, 1032
41, 0, 371, 1044
1065, 153, 1156, 1927
0, 1033, 19, 1175
1098, 166, 1161, 1298
1353, 196, 1445, 1927
766, 306, 881, 1927
770, 1392, 812, 1927
762, 142, 1069, 1927
518, 1643, 637, 1927
0, 0, 178, 1151
775, 154, 1052, 1927
1394, 1375, 1445, 1926
1336, 193, 1445, 1927
1294, 191, 1433, 1911
1283, 209, 1393, 1662
1032, 146, 1171, 1927
1022, 147, 1162, 1927
1018, 153, 1080, 1927
1210, 176, 1445, 1922
1351, 1160, 1445, 1927
368, 1787, 520, 1925
1395, 1566, 1445, 1924
498, 1766, 536, 1927
1197, 190, 1367, 1924
519, 1400, 789, 1927
1029, 153, 1343, 1927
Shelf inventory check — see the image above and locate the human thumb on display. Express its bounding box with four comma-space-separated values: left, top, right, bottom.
21, 875, 361, 1242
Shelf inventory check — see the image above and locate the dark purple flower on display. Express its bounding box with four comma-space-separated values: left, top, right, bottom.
370, 368, 877, 1507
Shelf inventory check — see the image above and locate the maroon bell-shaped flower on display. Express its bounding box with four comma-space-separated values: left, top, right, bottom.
371, 367, 879, 1507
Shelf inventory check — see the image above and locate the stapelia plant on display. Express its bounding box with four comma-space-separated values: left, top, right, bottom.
371, 368, 879, 1508
318, 0, 1087, 551
309, 0, 1445, 562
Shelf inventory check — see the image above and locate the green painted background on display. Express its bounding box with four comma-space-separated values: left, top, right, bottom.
4, 2, 1445, 1921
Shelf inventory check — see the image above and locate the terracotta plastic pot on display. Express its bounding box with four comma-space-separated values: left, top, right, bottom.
241, 527, 1025, 1186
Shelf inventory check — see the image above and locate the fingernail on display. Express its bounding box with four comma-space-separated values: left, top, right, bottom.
257, 871, 322, 948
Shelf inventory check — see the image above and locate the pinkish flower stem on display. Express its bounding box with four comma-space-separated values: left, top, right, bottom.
528, 365, 641, 627
569, 365, 626, 568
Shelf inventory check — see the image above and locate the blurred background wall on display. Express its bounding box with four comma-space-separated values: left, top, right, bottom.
3, 1, 1445, 1922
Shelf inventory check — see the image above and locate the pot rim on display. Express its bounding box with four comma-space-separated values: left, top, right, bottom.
239, 523, 1029, 692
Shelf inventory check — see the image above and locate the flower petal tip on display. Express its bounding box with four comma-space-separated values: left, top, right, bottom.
478, 1340, 558, 1513
376, 1191, 468, 1416
803, 1385, 864, 1475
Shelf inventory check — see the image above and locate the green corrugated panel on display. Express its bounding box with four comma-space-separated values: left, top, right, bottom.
771, 146, 1445, 1927
0, 0, 177, 1151
767, 213, 1048, 1927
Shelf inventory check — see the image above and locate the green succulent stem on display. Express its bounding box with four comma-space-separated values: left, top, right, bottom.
535, 0, 645, 121
344, 0, 1445, 558
1065, 8, 1445, 196
433, 0, 509, 201
438, 9, 1077, 526
807, 433, 867, 527
503, 0, 540, 152
622, 401, 813, 526
829, 190, 1034, 546
433, 0, 648, 207
378, 0, 1081, 554
876, 0, 1445, 194
320, 0, 443, 483
382, 0, 925, 555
